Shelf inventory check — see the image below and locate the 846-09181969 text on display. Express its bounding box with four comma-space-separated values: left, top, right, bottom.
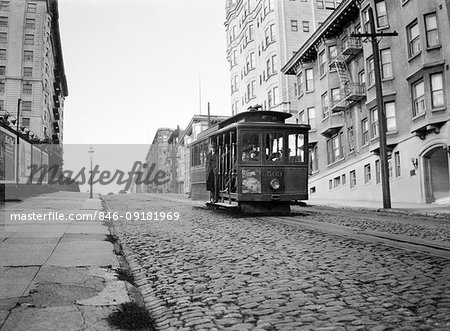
98, 211, 180, 221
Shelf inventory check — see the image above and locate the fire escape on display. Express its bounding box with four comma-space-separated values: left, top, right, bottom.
329, 37, 365, 113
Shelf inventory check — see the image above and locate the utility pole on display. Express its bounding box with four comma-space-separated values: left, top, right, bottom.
15, 99, 22, 185
352, 7, 397, 209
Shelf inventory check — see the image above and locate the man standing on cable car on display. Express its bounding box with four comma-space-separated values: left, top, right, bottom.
206, 141, 219, 202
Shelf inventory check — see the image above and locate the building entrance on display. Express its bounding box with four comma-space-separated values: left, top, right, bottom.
423, 146, 450, 203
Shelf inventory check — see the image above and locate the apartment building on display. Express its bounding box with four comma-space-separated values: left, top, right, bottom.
283, 0, 450, 204
225, 0, 338, 119
141, 128, 173, 193
0, 0, 67, 144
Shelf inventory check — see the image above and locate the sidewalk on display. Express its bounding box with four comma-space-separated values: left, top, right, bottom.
0, 192, 129, 331
307, 197, 450, 219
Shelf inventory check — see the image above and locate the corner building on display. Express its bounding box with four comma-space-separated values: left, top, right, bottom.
283, 0, 450, 203
0, 0, 67, 144
225, 0, 339, 119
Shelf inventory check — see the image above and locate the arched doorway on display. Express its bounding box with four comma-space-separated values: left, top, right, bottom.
423, 146, 450, 203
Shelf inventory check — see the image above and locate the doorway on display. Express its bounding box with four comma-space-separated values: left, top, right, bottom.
423, 146, 450, 203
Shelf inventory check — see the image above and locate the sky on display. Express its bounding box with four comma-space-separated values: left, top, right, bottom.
59, 0, 231, 145
57, 0, 231, 193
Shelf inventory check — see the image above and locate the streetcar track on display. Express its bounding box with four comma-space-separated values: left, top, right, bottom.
261, 215, 450, 260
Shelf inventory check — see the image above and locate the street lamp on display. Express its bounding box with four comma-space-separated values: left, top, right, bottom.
88, 146, 94, 198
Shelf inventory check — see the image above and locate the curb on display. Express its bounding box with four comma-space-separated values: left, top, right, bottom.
306, 203, 450, 220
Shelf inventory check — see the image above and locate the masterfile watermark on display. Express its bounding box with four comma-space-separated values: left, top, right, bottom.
27, 161, 170, 192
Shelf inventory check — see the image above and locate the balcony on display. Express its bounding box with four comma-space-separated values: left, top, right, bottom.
341, 37, 363, 60
53, 95, 60, 107
52, 121, 60, 133
321, 113, 344, 137
54, 82, 61, 96
53, 108, 60, 120
331, 92, 347, 113
52, 133, 60, 144
343, 83, 366, 106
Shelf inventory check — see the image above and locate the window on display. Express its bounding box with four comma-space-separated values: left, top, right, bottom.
25, 18, 35, 29
264, 24, 275, 47
266, 54, 277, 77
333, 176, 341, 188
331, 88, 340, 107
375, 159, 381, 184
298, 71, 303, 95
363, 8, 370, 33
230, 49, 237, 67
302, 21, 309, 32
328, 45, 337, 61
358, 70, 365, 87
23, 83, 32, 95
367, 57, 375, 86
0, 65, 4, 75
370, 108, 378, 138
326, 132, 343, 164
27, 2, 37, 13
0, 48, 5, 60
0, 16, 7, 27
412, 79, 425, 116
425, 13, 439, 48
316, 0, 324, 9
380, 48, 392, 79
407, 21, 420, 57
430, 73, 444, 108
305, 68, 314, 91
342, 174, 346, 186
394, 151, 401, 177
21, 117, 30, 127
350, 170, 356, 188
319, 51, 326, 76
23, 67, 32, 77
22, 101, 32, 111
247, 80, 256, 101
246, 52, 255, 73
291, 20, 298, 31
308, 107, 316, 129
287, 133, 305, 163
329, 179, 333, 190
325, 0, 336, 9
375, 1, 388, 27
265, 132, 283, 163
347, 126, 355, 152
0, 32, 6, 43
24, 50, 33, 61
0, 1, 9, 11
272, 86, 279, 105
385, 101, 397, 131
0, 82, 4, 93
24, 34, 34, 45
321, 92, 329, 119
364, 164, 371, 183
231, 75, 238, 93
362, 118, 369, 145
309, 145, 318, 173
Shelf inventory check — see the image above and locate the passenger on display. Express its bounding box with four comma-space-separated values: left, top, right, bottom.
206, 142, 219, 202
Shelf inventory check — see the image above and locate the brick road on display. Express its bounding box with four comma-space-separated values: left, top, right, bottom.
104, 194, 450, 330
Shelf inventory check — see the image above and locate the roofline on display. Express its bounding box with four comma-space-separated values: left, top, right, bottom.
282, 0, 360, 75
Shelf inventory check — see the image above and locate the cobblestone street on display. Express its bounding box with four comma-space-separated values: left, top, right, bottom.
104, 194, 450, 331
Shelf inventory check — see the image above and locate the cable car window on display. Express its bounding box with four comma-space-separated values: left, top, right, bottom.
288, 133, 305, 163
241, 132, 261, 162
265, 132, 284, 162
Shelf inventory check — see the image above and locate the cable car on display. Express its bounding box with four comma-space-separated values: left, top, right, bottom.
189, 110, 309, 214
